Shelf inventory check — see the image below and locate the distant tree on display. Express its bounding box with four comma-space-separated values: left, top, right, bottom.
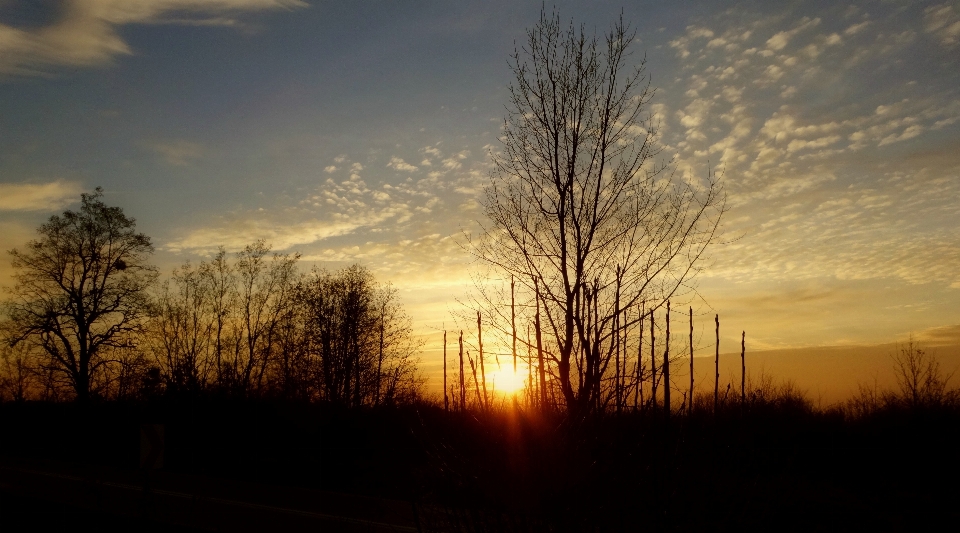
141, 246, 421, 403
303, 265, 423, 406
3, 188, 156, 402
471, 9, 724, 414
891, 337, 955, 409
0, 343, 34, 402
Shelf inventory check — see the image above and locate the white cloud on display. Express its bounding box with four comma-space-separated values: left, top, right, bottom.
0, 180, 83, 211
324, 165, 337, 173
765, 17, 821, 51
844, 21, 871, 36
878, 125, 924, 146
387, 157, 418, 172
0, 0, 307, 76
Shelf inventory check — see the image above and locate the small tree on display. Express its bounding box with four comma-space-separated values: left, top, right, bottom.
891, 337, 954, 409
3, 188, 156, 402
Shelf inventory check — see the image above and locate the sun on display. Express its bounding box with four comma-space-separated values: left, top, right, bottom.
489, 368, 525, 395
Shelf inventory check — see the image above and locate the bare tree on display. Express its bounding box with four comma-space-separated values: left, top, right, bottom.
3, 188, 156, 402
470, 10, 724, 414
891, 337, 954, 409
302, 264, 423, 406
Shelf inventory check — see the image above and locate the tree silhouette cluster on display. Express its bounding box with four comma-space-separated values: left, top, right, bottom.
0, 191, 422, 404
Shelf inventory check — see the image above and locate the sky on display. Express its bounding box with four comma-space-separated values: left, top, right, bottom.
1, 0, 959, 394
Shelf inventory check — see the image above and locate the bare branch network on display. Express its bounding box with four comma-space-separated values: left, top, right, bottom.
462, 9, 726, 415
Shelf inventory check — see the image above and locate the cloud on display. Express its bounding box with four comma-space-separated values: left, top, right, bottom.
164, 214, 396, 253
844, 21, 871, 36
925, 4, 960, 46
145, 139, 204, 166
765, 17, 820, 51
0, 180, 83, 211
387, 156, 418, 172
0, 0, 307, 76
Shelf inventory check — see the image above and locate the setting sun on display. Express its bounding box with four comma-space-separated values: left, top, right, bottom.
489, 368, 526, 395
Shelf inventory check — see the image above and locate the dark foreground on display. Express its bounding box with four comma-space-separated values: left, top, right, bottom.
1, 398, 958, 532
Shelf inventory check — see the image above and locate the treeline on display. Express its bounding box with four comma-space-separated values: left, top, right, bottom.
0, 240, 423, 404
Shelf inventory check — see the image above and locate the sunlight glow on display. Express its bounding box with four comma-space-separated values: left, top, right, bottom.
489, 368, 526, 395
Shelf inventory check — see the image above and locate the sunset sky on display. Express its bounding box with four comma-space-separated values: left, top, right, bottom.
2, 1, 959, 394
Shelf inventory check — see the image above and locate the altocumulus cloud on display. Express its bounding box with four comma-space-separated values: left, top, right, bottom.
656, 4, 960, 291
0, 0, 307, 76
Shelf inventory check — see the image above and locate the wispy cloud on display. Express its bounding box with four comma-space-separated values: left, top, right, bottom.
0, 0, 307, 76
0, 180, 82, 211
144, 139, 204, 166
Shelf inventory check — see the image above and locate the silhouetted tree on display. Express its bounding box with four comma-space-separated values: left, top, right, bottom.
3, 188, 156, 402
469, 9, 724, 415
891, 337, 954, 409
143, 249, 421, 403
0, 343, 34, 402
302, 265, 422, 406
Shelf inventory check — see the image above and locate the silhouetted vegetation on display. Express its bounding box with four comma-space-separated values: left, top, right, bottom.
1, 192, 423, 404
2, 359, 959, 531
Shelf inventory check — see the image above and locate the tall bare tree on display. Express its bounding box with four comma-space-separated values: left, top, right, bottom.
3, 188, 156, 402
471, 10, 724, 415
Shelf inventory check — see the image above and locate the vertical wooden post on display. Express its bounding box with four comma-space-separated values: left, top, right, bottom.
527, 324, 534, 408
689, 307, 694, 414
636, 302, 644, 410
650, 308, 656, 411
535, 278, 547, 410
714, 315, 719, 414
469, 355, 482, 408
458, 331, 465, 411
614, 267, 621, 413
511, 275, 517, 374
443, 329, 448, 412
478, 311, 487, 410
664, 301, 671, 418
740, 330, 746, 407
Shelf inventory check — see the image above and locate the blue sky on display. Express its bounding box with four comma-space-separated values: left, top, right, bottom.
2, 1, 959, 384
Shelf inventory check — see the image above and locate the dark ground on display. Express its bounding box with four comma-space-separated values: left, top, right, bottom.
1, 399, 958, 531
